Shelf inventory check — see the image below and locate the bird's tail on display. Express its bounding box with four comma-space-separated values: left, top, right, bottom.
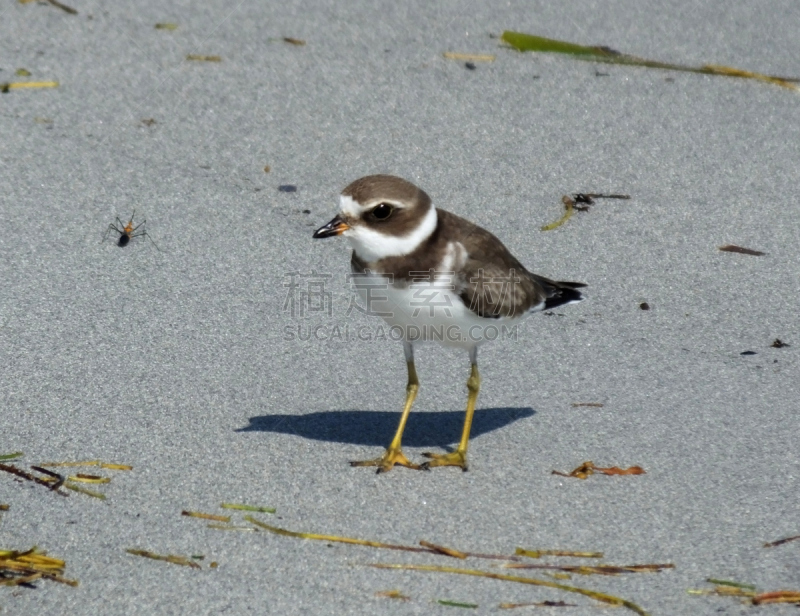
542, 280, 586, 311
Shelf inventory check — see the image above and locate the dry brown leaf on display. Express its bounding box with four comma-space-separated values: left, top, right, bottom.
186, 55, 222, 62
419, 540, 468, 559
515, 548, 603, 559
500, 601, 577, 608
764, 534, 800, 547
553, 461, 645, 479
182, 510, 230, 522
752, 590, 800, 605
126, 549, 201, 569
718, 244, 765, 256
504, 562, 674, 575
443, 52, 496, 62
375, 589, 410, 600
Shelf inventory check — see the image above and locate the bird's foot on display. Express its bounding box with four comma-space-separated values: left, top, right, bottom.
350, 447, 423, 474
420, 450, 468, 471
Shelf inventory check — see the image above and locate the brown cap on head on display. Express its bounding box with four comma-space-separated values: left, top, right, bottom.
341, 175, 431, 209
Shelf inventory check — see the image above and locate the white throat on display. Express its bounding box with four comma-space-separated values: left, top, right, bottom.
343, 203, 438, 262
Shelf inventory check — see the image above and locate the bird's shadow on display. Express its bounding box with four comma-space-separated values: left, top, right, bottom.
237, 407, 535, 448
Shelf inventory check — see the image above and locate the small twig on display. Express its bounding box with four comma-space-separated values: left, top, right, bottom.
45, 0, 77, 14
64, 482, 106, 499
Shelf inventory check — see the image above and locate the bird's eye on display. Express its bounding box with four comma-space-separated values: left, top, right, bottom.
371, 203, 394, 220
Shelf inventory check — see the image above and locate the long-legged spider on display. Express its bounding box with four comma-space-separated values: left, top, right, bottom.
103, 210, 160, 250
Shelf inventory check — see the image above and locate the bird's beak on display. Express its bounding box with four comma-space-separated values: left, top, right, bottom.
313, 215, 350, 238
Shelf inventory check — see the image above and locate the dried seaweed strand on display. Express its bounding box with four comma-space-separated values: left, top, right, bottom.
71, 474, 111, 484
764, 534, 800, 548
752, 590, 800, 605
207, 523, 258, 532
443, 52, 496, 62
45, 0, 77, 14
503, 563, 674, 575
64, 482, 106, 499
182, 510, 230, 522
420, 540, 468, 559
541, 196, 574, 231
186, 54, 222, 62
126, 549, 201, 569
687, 585, 756, 597
38, 460, 132, 470
718, 244, 765, 256
0, 81, 59, 92
0, 463, 68, 496
516, 548, 603, 559
501, 31, 799, 91
245, 516, 435, 554
438, 599, 478, 608
368, 563, 649, 616
220, 503, 276, 513
499, 600, 578, 608
552, 461, 645, 479
243, 517, 520, 561
0, 547, 78, 586
30, 466, 66, 491
375, 589, 410, 600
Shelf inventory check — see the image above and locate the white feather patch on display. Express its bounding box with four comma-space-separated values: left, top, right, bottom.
343, 205, 438, 262
339, 195, 362, 218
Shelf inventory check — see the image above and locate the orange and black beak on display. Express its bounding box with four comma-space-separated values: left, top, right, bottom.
312, 215, 349, 238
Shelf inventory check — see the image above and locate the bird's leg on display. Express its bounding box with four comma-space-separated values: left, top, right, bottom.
351, 345, 422, 473
422, 350, 480, 471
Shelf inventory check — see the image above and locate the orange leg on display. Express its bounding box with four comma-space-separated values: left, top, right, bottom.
350, 359, 422, 473
422, 362, 480, 471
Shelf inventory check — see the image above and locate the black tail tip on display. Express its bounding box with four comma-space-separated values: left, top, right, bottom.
544, 283, 585, 310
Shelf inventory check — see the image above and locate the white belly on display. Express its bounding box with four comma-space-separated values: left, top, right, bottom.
355, 276, 523, 349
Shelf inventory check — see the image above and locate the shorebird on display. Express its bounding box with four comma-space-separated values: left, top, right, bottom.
313, 175, 585, 472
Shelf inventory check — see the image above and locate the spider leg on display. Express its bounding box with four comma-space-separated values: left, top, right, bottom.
144, 231, 161, 252
131, 229, 161, 252
102, 223, 124, 243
